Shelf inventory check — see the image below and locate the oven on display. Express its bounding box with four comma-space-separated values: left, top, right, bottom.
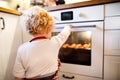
50, 5, 104, 78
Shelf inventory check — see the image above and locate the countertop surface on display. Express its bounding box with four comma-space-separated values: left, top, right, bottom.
44, 0, 120, 11
0, 7, 21, 15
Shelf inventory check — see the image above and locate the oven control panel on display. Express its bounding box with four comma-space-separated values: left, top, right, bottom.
49, 5, 104, 24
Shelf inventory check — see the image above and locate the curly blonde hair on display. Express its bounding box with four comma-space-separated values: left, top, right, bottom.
20, 6, 55, 35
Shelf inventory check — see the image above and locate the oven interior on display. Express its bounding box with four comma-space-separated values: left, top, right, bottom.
52, 31, 92, 66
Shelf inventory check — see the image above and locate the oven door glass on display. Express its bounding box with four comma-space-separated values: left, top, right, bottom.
52, 31, 92, 66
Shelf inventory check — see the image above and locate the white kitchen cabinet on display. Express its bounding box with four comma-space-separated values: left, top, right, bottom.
105, 2, 120, 29
104, 56, 120, 80
0, 12, 22, 80
104, 12, 120, 56
104, 2, 120, 80
58, 72, 102, 80
104, 30, 120, 56
0, 52, 3, 80
105, 16, 120, 30
105, 2, 120, 17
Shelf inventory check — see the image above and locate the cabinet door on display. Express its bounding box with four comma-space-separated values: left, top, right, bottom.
0, 16, 3, 80
58, 72, 102, 80
104, 56, 120, 80
105, 2, 120, 17
104, 30, 120, 56
105, 16, 120, 30
0, 49, 3, 80
0, 12, 22, 80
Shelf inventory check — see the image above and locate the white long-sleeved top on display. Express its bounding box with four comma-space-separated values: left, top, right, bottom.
13, 26, 71, 78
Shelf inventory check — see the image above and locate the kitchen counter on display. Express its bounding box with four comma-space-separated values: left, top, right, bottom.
0, 7, 21, 15
44, 0, 120, 11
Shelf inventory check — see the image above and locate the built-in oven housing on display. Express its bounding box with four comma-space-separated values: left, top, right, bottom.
53, 22, 103, 78
50, 5, 104, 78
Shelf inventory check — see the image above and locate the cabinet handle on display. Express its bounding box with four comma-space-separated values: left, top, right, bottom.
62, 74, 75, 79
0, 17, 5, 30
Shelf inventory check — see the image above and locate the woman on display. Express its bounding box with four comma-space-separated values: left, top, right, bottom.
13, 6, 72, 80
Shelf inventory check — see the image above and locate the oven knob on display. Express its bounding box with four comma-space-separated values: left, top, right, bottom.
79, 13, 87, 18
53, 16, 59, 21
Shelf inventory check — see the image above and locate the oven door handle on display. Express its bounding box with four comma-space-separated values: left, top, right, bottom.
55, 25, 96, 29
72, 25, 96, 28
